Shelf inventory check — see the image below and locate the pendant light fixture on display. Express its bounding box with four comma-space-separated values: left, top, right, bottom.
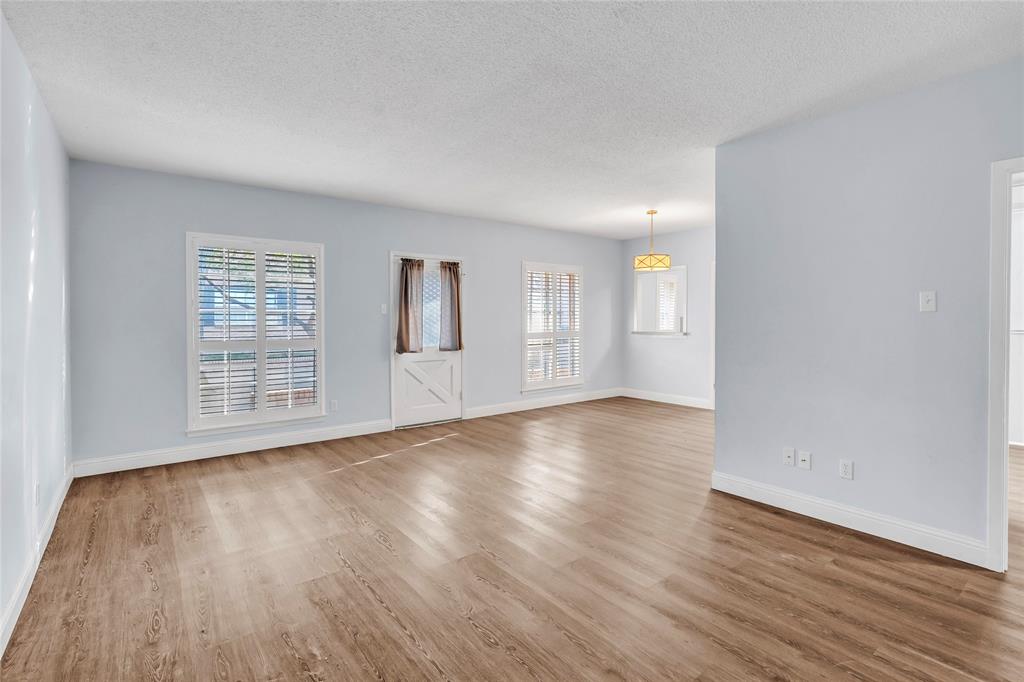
633, 209, 671, 271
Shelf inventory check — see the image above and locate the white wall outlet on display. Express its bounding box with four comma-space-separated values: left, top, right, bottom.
919, 290, 937, 313
329, 399, 339, 413
782, 447, 795, 466
797, 450, 812, 470
380, 303, 388, 315
839, 459, 854, 480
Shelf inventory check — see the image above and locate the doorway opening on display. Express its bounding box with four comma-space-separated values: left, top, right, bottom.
390, 253, 464, 428
989, 158, 1024, 572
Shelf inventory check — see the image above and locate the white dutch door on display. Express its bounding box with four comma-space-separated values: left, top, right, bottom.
392, 257, 463, 427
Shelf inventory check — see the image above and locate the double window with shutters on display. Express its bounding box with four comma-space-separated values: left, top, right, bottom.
522, 262, 582, 391
186, 233, 324, 432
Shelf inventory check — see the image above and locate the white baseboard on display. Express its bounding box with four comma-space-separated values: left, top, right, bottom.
74, 389, 711, 477
618, 387, 714, 410
711, 471, 993, 570
73, 418, 393, 477
464, 388, 621, 419
1, 472, 73, 657
463, 386, 715, 420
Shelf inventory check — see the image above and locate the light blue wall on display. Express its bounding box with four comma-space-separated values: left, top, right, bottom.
715, 58, 1024, 540
621, 227, 715, 404
69, 161, 624, 460
1, 17, 70, 648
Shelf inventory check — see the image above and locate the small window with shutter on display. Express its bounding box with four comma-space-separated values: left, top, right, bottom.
632, 266, 686, 334
187, 233, 324, 432
523, 262, 582, 390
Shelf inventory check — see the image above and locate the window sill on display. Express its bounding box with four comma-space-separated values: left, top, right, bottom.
631, 331, 689, 337
521, 380, 584, 394
187, 410, 326, 437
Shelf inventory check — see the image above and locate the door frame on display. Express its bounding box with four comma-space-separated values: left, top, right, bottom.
388, 250, 466, 428
709, 259, 716, 410
986, 156, 1024, 573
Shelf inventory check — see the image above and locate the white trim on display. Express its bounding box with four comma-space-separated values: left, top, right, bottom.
522, 261, 583, 274
387, 250, 465, 263
618, 388, 713, 410
709, 259, 716, 410
466, 387, 712, 418
629, 331, 688, 337
1, 472, 73, 657
76, 389, 707, 478
711, 471, 993, 569
186, 411, 327, 437
987, 157, 1024, 573
521, 379, 584, 393
186, 232, 326, 433
73, 418, 392, 477
464, 387, 619, 419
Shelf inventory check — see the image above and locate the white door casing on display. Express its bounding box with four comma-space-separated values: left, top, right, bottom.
987, 157, 1024, 573
391, 255, 463, 427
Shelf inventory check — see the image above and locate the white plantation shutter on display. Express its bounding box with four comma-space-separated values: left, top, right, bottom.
266, 348, 317, 409
197, 247, 257, 342
265, 252, 317, 340
199, 351, 258, 416
188, 234, 324, 431
196, 246, 258, 417
523, 263, 581, 389
265, 251, 319, 410
657, 277, 677, 332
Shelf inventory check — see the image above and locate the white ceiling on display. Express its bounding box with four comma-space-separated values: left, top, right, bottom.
3, 2, 1021, 238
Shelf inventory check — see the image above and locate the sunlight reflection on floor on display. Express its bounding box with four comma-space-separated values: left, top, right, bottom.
321, 432, 461, 475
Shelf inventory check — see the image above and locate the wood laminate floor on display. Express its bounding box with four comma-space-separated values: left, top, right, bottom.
3, 398, 1024, 680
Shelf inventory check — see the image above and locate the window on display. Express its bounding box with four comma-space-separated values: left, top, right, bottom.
633, 266, 687, 334
422, 265, 442, 348
523, 262, 582, 390
187, 233, 324, 432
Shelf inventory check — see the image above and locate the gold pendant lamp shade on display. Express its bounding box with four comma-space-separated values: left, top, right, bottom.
634, 209, 671, 271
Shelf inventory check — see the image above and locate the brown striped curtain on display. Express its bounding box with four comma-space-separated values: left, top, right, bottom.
439, 261, 463, 351
396, 258, 423, 354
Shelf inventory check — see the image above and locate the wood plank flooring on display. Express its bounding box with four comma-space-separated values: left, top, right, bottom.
3, 397, 1024, 680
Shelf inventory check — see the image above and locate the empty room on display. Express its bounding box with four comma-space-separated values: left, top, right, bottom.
2, 1, 1023, 679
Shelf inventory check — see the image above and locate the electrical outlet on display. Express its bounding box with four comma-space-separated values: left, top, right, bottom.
380, 303, 388, 315
797, 450, 812, 470
839, 459, 854, 480
329, 399, 339, 413
919, 290, 937, 313
782, 447, 795, 466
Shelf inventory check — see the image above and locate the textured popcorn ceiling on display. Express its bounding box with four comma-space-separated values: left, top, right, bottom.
3, 2, 1022, 238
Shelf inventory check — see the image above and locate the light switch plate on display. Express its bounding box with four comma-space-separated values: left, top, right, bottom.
919, 291, 937, 313
797, 450, 812, 470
